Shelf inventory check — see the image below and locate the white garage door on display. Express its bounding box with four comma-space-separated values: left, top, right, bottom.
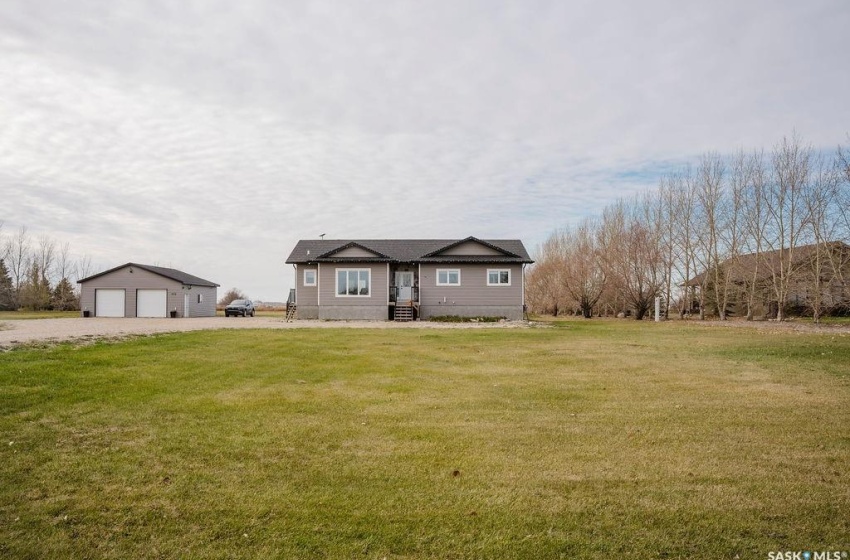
95, 289, 125, 317
137, 289, 167, 317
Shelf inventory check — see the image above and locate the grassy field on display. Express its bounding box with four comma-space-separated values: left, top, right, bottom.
0, 311, 80, 320
1, 320, 848, 558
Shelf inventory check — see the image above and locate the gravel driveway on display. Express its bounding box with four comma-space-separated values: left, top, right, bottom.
0, 317, 526, 349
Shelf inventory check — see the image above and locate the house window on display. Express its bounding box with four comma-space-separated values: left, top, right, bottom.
487, 269, 511, 286
304, 269, 317, 286
436, 269, 461, 286
197, 294, 203, 303
336, 269, 370, 297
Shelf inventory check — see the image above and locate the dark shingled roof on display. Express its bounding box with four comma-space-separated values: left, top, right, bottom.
78, 263, 219, 287
286, 237, 533, 264
684, 241, 850, 287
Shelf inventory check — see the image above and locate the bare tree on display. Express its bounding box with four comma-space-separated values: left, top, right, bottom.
690, 164, 714, 320
669, 168, 698, 318
599, 201, 663, 320
526, 233, 570, 316
35, 234, 56, 286
526, 261, 565, 316
740, 150, 770, 320
718, 149, 749, 318
75, 255, 95, 285
839, 135, 850, 182
55, 241, 73, 283
531, 132, 849, 323
560, 219, 606, 318
695, 152, 731, 319
638, 186, 673, 317
6, 225, 31, 307
656, 180, 678, 317
218, 288, 248, 306
837, 139, 850, 243
803, 156, 844, 322
763, 134, 812, 321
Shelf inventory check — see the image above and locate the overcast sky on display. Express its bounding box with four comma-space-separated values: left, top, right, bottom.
1, 0, 848, 301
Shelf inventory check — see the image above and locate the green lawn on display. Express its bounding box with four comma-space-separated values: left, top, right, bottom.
1, 321, 848, 559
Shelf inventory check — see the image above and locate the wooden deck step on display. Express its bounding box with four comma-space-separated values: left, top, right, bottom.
394, 305, 414, 322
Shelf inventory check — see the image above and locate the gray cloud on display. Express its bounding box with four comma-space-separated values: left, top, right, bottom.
1, 0, 848, 298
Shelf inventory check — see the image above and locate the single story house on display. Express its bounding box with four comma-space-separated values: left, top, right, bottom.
285, 237, 534, 321
685, 241, 850, 317
78, 263, 219, 317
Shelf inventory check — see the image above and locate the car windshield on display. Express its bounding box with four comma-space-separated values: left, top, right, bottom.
230, 300, 246, 306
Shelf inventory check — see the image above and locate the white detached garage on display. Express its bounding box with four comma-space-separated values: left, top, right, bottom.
78, 263, 219, 318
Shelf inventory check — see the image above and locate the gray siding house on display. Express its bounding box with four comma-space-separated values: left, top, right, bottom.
78, 263, 219, 318
285, 237, 533, 320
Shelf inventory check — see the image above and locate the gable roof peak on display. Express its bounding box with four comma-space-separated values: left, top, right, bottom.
422, 236, 521, 259
78, 262, 219, 287
317, 241, 390, 260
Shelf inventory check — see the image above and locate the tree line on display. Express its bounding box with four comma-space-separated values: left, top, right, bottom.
0, 224, 94, 311
527, 133, 850, 322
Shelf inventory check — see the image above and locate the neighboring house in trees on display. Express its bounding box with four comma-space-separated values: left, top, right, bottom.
686, 241, 850, 318
285, 237, 534, 321
78, 263, 219, 317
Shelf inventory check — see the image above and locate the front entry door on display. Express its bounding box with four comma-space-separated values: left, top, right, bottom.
395, 271, 414, 302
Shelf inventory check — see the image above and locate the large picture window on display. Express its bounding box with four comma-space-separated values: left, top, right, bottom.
436, 269, 461, 286
336, 269, 370, 296
487, 269, 511, 286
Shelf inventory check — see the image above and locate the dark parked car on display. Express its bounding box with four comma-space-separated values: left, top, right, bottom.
225, 299, 255, 317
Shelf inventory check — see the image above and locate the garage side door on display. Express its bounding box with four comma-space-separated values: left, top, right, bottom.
137, 289, 167, 317
95, 289, 126, 317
